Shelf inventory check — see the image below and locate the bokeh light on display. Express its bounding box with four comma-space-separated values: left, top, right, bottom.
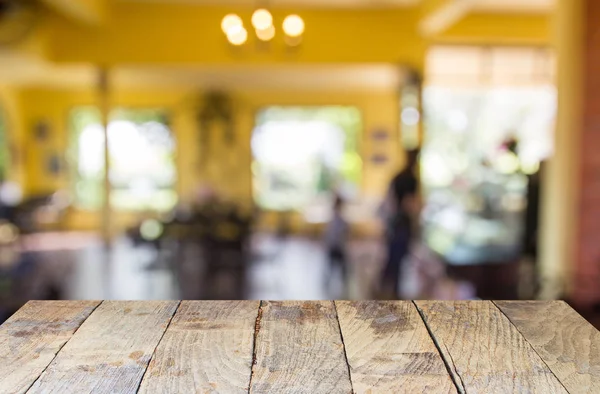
252, 9, 273, 31
140, 219, 164, 241
227, 25, 248, 46
401, 107, 420, 126
283, 15, 305, 37
256, 25, 276, 42
0, 222, 19, 244
221, 14, 243, 35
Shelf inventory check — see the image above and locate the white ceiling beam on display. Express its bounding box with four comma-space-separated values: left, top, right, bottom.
40, 0, 106, 25
419, 0, 477, 36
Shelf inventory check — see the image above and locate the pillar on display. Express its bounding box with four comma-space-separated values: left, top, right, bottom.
540, 0, 600, 308
572, 0, 600, 307
98, 67, 112, 249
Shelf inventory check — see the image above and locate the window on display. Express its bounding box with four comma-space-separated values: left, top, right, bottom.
421, 46, 556, 263
251, 106, 362, 212
68, 107, 177, 211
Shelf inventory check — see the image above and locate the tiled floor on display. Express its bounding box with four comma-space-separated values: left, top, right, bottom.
0, 232, 386, 322
5, 232, 598, 330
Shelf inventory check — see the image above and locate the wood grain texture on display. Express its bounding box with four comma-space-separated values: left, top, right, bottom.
415, 301, 568, 393
0, 300, 100, 394
250, 301, 353, 394
26, 301, 179, 394
336, 301, 455, 393
495, 301, 600, 394
138, 300, 259, 393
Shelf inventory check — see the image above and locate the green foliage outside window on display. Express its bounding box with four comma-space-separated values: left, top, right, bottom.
68, 106, 177, 211
252, 106, 362, 211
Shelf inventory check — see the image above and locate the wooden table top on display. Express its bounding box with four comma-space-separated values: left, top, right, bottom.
0, 301, 598, 393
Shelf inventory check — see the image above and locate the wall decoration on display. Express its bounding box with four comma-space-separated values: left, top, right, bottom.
34, 120, 50, 142
370, 154, 388, 165
371, 128, 389, 141
195, 91, 236, 168
47, 153, 62, 175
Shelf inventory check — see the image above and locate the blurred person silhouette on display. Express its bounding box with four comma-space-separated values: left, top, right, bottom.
521, 161, 544, 299
523, 162, 542, 260
379, 149, 420, 298
324, 194, 349, 292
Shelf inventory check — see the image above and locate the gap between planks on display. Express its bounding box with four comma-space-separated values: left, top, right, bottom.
491, 300, 570, 394
247, 301, 355, 394
412, 301, 466, 394
135, 300, 182, 394
247, 300, 264, 394
23, 301, 104, 393
333, 301, 355, 394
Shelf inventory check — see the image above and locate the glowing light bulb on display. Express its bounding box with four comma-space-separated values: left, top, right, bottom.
221, 14, 243, 35
252, 8, 273, 30
227, 25, 248, 46
256, 25, 275, 41
283, 14, 304, 37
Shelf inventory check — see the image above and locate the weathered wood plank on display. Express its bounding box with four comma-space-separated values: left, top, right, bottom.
336, 301, 456, 393
495, 300, 600, 394
415, 301, 567, 393
26, 300, 179, 394
0, 300, 100, 394
250, 301, 353, 394
138, 300, 259, 393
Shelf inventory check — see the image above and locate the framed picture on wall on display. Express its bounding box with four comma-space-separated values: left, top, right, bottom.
34, 120, 51, 142
371, 128, 389, 141
370, 154, 389, 165
47, 153, 62, 176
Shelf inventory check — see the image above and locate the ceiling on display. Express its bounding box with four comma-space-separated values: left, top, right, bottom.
120, 0, 554, 12
118, 0, 419, 9
473, 0, 554, 13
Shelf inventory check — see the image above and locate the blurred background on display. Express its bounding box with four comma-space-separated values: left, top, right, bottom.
0, 0, 596, 324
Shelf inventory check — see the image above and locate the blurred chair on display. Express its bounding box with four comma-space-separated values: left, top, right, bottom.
139, 200, 254, 300
201, 203, 252, 299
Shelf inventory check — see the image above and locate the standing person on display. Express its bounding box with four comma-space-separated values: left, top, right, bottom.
324, 195, 349, 291
379, 149, 420, 298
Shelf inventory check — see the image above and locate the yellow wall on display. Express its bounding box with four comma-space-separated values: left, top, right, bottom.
14, 85, 401, 233
3, 1, 555, 236
434, 13, 552, 45
42, 3, 551, 68
0, 86, 25, 186
15, 87, 194, 230
45, 4, 426, 69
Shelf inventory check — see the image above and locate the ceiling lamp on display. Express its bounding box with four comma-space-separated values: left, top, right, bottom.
252, 9, 273, 31
227, 25, 248, 46
256, 25, 275, 42
222, 9, 304, 48
221, 14, 243, 35
282, 15, 304, 38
